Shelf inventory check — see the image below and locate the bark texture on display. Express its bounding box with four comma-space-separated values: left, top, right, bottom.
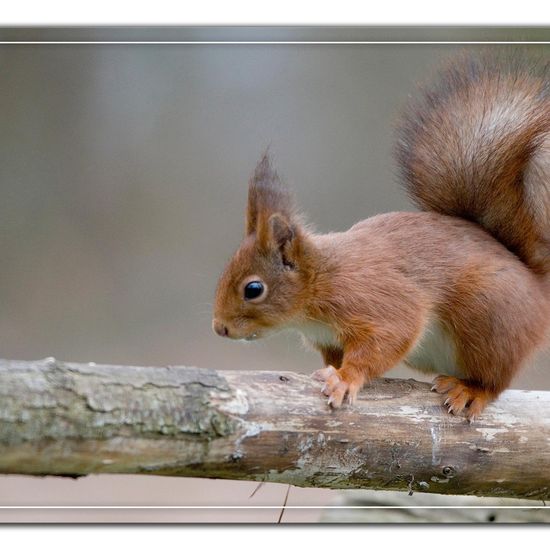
0, 357, 549, 500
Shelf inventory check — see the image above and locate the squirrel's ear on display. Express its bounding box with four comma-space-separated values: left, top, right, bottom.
268, 213, 294, 249
245, 153, 294, 236
256, 213, 301, 268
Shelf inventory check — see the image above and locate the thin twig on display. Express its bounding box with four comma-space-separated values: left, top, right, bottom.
277, 484, 291, 524
249, 482, 265, 499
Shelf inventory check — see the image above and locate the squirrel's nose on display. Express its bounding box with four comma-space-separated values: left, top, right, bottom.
212, 319, 229, 337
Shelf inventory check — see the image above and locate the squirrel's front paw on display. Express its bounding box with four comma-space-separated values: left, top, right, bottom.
311, 365, 361, 408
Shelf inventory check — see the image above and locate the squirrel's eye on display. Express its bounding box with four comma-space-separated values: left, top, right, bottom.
244, 281, 264, 301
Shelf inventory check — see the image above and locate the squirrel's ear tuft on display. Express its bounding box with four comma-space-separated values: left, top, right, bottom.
245, 152, 295, 236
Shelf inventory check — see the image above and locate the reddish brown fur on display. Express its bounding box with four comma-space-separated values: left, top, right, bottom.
213, 53, 550, 420
396, 51, 550, 275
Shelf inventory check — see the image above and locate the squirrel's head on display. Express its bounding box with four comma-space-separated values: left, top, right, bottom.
213, 154, 312, 341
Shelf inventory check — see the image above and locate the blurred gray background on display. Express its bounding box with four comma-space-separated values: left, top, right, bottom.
1, 33, 549, 521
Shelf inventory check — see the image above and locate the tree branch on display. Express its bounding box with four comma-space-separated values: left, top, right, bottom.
0, 358, 549, 500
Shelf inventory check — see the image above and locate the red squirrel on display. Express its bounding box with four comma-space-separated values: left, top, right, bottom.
212, 52, 550, 420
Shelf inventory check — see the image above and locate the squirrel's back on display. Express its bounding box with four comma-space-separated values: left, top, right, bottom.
396, 51, 550, 275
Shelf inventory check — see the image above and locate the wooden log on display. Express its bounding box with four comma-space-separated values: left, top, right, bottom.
0, 357, 549, 500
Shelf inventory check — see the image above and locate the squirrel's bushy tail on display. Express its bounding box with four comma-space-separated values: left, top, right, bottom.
396, 52, 550, 275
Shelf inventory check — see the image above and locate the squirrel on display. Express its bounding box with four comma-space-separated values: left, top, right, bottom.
212, 52, 550, 420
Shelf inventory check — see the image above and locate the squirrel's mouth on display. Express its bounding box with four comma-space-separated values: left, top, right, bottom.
212, 317, 265, 341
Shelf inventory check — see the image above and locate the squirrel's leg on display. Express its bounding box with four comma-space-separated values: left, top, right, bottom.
431, 282, 546, 420
313, 305, 426, 408
319, 339, 415, 408
430, 341, 524, 421
318, 345, 344, 369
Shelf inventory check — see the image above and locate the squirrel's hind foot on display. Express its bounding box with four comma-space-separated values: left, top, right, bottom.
431, 375, 492, 421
